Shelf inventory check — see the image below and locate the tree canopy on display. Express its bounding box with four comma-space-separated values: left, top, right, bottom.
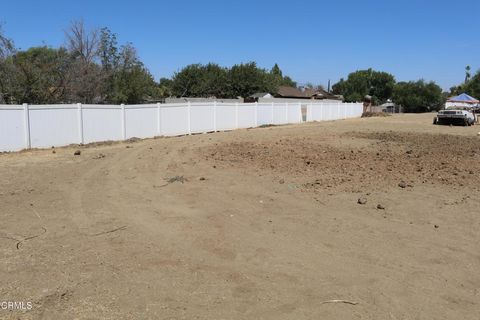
392, 80, 444, 113
332, 69, 395, 105
0, 21, 158, 104
0, 20, 462, 112
170, 62, 296, 98
1, 20, 298, 104
450, 70, 480, 100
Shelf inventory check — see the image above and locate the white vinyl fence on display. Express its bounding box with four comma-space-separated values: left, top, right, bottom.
0, 102, 363, 152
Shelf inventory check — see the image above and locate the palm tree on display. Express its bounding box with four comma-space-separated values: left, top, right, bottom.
465, 65, 471, 84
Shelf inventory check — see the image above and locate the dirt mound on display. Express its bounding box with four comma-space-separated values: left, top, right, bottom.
362, 112, 391, 117
205, 131, 480, 192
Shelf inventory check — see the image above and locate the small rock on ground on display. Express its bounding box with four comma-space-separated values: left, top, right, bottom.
357, 197, 367, 205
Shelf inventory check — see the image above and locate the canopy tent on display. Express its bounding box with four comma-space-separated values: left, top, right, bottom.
447, 93, 479, 104
446, 93, 479, 109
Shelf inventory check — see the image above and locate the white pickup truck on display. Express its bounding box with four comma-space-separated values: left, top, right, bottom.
433, 109, 476, 126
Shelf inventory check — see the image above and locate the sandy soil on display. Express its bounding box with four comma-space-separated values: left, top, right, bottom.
0, 113, 479, 319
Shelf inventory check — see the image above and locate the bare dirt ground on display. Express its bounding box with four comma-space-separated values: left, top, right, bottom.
1, 113, 479, 319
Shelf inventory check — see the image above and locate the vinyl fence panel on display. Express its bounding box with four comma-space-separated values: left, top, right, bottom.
189, 103, 215, 133
82, 105, 123, 143
0, 101, 363, 152
29, 104, 79, 148
256, 103, 274, 126
237, 103, 257, 128
272, 103, 288, 125
125, 104, 158, 139
160, 104, 189, 136
287, 103, 302, 123
215, 103, 238, 131
307, 102, 363, 122
0, 105, 25, 151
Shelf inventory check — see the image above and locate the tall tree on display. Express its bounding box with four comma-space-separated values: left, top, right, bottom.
110, 43, 158, 104
0, 24, 16, 103
332, 69, 395, 104
64, 20, 103, 103
392, 80, 444, 113
228, 62, 274, 98
171, 63, 229, 98
0, 24, 15, 59
271, 63, 282, 78
269, 63, 297, 90
157, 77, 173, 98
465, 65, 471, 84
171, 62, 297, 98
462, 70, 480, 99
9, 47, 72, 104
450, 68, 480, 98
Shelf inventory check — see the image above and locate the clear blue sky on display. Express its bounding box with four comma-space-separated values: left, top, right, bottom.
2, 0, 479, 90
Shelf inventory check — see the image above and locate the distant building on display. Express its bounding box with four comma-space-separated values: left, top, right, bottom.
248, 86, 342, 103
368, 100, 401, 113
250, 92, 273, 99
380, 101, 401, 113
276, 86, 341, 100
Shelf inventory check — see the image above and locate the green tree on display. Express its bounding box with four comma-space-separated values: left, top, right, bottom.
271, 63, 282, 78
171, 64, 203, 97
465, 65, 471, 83
171, 62, 296, 98
96, 28, 158, 104
392, 80, 444, 113
98, 27, 119, 72
201, 63, 229, 97
0, 24, 16, 103
228, 62, 274, 98
171, 63, 229, 98
98, 27, 119, 100
1, 21, 160, 104
332, 69, 395, 104
462, 71, 480, 99
0, 24, 14, 59
157, 77, 173, 98
269, 63, 297, 90
109, 43, 158, 104
450, 66, 477, 96
9, 46, 72, 104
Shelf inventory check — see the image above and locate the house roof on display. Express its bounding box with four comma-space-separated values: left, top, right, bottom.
447, 93, 479, 103
276, 86, 340, 100
381, 102, 395, 107
250, 92, 271, 98
277, 86, 309, 98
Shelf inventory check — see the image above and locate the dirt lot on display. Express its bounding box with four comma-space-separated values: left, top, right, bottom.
1, 113, 479, 319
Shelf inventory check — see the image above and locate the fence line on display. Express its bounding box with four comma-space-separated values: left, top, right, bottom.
0, 102, 363, 152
